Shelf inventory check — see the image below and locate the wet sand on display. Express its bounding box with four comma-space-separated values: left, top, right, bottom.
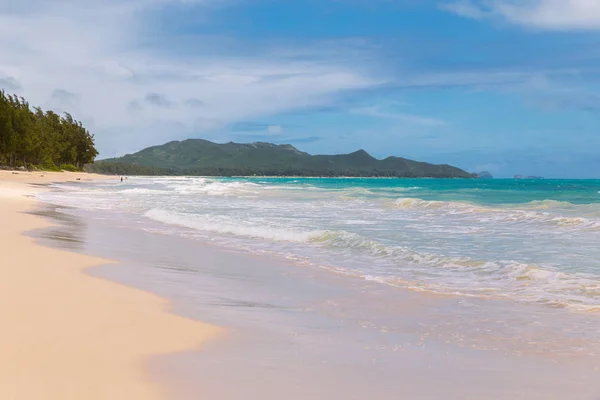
28, 197, 600, 400
0, 171, 221, 399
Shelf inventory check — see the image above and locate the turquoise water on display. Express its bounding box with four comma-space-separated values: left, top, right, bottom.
41, 177, 600, 311
226, 178, 600, 205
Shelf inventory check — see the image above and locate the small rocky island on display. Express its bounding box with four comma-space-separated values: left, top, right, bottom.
475, 171, 493, 179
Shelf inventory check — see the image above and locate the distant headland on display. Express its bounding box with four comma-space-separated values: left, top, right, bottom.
85, 139, 473, 178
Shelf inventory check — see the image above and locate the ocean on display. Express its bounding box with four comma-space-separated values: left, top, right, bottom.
33, 176, 600, 399
40, 177, 600, 311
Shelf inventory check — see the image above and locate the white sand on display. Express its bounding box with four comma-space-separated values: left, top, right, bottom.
0, 171, 222, 399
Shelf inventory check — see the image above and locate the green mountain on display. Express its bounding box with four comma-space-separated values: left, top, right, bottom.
86, 139, 472, 178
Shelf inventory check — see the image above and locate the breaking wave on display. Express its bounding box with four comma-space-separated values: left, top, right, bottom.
121, 188, 170, 195
145, 208, 322, 242
38, 177, 600, 313
391, 197, 600, 230
166, 180, 261, 196
144, 207, 600, 311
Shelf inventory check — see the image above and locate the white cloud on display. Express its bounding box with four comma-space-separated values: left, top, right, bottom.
443, 0, 600, 30
267, 125, 283, 134
0, 0, 380, 157
351, 106, 448, 126
442, 1, 490, 19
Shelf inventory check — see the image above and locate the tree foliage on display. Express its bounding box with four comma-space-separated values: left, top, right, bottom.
0, 90, 98, 170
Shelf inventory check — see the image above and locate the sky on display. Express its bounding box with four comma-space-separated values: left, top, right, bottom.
1, 0, 600, 178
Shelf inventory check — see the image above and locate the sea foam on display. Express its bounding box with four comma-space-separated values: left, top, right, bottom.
38, 176, 600, 312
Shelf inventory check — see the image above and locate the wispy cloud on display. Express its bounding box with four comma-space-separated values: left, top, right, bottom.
0, 76, 21, 91
442, 0, 600, 30
230, 121, 286, 136
51, 89, 79, 107
3, 0, 598, 178
439, 147, 600, 178
128, 100, 143, 113
232, 121, 276, 132
145, 92, 172, 108
351, 106, 447, 126
267, 125, 283, 134
0, 0, 380, 157
523, 84, 600, 113
185, 98, 205, 108
441, 1, 489, 19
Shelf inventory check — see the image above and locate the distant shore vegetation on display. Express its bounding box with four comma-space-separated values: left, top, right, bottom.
0, 90, 98, 171
86, 139, 473, 178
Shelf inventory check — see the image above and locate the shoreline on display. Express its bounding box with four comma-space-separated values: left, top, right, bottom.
7, 172, 600, 399
65, 175, 600, 182
0, 171, 222, 399
29, 183, 600, 399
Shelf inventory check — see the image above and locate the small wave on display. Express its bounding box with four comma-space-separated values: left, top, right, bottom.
310, 230, 488, 268
523, 200, 575, 209
392, 197, 493, 214
524, 200, 600, 218
391, 197, 600, 231
145, 208, 322, 242
491, 212, 600, 230
167, 180, 260, 196
342, 220, 378, 225
43, 179, 600, 312
342, 187, 376, 196
390, 186, 423, 191
135, 176, 200, 182
121, 188, 170, 194
393, 197, 447, 210
299, 230, 600, 311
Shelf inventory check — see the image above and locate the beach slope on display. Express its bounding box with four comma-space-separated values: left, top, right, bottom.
0, 171, 221, 399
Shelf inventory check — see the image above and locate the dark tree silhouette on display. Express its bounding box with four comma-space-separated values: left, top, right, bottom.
0, 90, 98, 170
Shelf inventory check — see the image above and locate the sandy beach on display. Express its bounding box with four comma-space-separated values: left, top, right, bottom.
3, 171, 600, 400
0, 171, 221, 399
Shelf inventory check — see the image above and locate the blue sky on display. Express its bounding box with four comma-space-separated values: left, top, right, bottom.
1, 0, 600, 177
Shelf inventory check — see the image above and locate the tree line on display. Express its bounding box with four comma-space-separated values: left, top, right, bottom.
86, 162, 468, 178
0, 90, 98, 170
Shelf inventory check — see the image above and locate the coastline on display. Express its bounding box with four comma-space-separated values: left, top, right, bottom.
6, 172, 600, 399
0, 171, 222, 399
87, 175, 586, 181
27, 177, 600, 399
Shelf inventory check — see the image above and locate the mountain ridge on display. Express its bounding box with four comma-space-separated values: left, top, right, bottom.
86, 139, 473, 178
